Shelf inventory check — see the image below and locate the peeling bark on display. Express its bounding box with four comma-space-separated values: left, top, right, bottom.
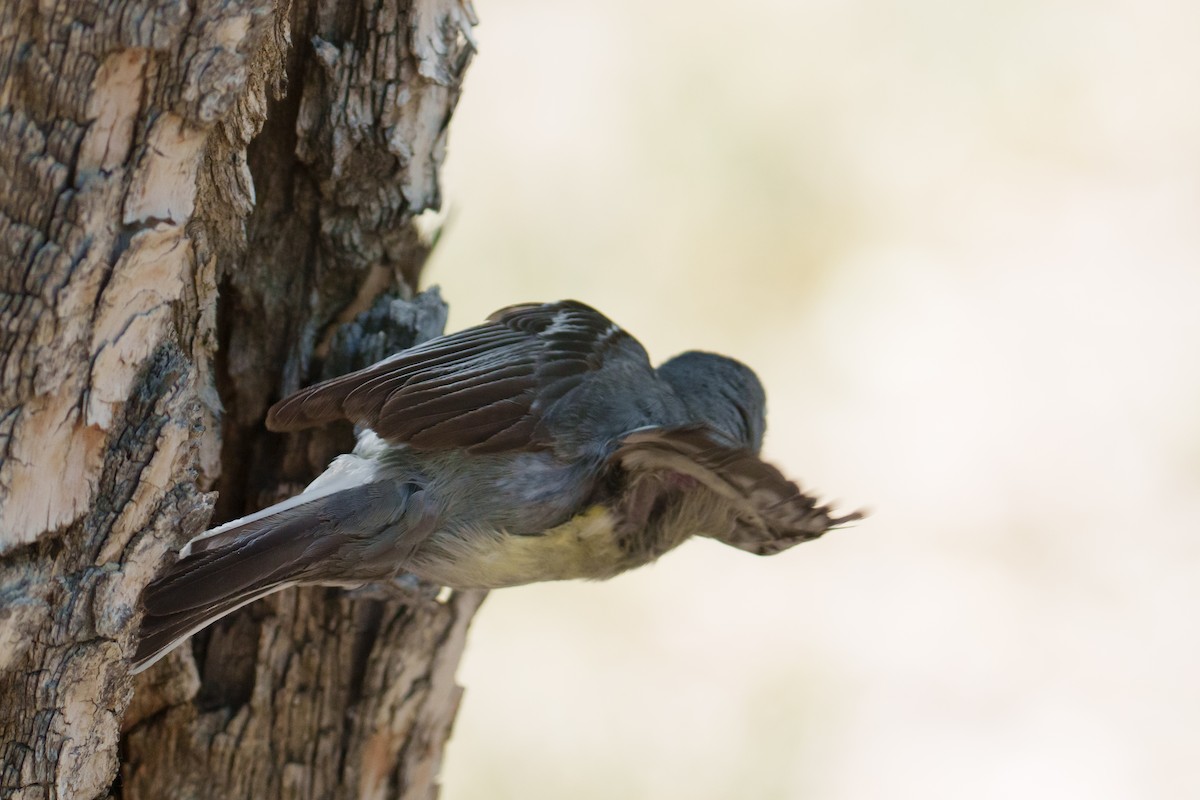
0, 0, 479, 797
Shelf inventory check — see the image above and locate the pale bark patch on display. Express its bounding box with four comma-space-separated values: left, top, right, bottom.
54, 644, 124, 800
122, 114, 206, 226
360, 730, 403, 800
0, 383, 105, 548
0, 585, 51, 672
213, 15, 253, 51
79, 49, 147, 175
411, 0, 479, 80
87, 226, 190, 428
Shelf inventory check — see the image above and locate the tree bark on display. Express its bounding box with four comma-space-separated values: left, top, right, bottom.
0, 1, 480, 798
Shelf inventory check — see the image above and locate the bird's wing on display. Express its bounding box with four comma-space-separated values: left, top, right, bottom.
266, 300, 643, 453
611, 426, 863, 554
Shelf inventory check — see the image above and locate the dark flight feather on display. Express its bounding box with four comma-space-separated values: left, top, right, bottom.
265, 301, 637, 454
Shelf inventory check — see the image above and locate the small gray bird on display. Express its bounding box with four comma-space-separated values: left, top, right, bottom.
133, 300, 860, 673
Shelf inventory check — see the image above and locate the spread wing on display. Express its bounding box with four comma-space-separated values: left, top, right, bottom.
612, 426, 863, 554
266, 300, 643, 454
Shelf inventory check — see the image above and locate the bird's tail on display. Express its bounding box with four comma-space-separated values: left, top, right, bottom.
132, 478, 427, 674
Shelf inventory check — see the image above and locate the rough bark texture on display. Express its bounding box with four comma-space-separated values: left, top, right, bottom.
0, 0, 480, 798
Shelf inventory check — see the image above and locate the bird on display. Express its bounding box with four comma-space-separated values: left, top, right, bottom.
132, 300, 860, 673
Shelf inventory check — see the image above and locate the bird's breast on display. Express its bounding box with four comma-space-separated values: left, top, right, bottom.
410, 505, 634, 589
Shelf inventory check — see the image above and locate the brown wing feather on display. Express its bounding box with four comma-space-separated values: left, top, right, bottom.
265, 300, 635, 453
612, 426, 863, 554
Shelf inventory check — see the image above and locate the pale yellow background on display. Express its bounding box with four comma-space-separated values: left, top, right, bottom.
424, 0, 1200, 797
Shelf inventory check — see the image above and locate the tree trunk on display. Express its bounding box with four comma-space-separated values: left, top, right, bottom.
0, 1, 480, 798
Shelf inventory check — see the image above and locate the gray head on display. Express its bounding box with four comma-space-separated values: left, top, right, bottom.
657, 351, 767, 452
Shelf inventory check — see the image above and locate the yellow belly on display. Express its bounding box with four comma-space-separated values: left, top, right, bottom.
412, 506, 631, 589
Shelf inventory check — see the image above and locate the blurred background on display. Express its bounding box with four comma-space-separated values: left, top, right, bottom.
423, 0, 1200, 797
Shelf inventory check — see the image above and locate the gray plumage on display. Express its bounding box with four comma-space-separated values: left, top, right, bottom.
133, 300, 860, 673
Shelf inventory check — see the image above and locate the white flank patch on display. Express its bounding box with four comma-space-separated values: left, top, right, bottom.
180, 429, 386, 556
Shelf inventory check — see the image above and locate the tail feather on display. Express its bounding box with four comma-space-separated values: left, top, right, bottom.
132, 479, 425, 674
132, 581, 294, 673
143, 506, 339, 618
